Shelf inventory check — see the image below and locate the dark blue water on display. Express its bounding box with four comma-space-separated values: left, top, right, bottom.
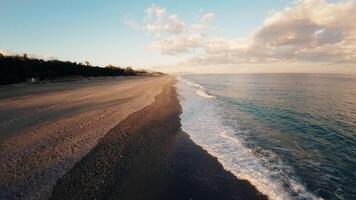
177, 74, 356, 200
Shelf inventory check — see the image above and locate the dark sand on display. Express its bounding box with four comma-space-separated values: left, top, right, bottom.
51, 80, 267, 200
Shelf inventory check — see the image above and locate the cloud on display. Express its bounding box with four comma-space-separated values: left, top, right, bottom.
200, 12, 216, 24
153, 33, 204, 55
143, 13, 185, 34
191, 24, 208, 31
163, 15, 185, 34
126, 1, 356, 65
125, 5, 216, 54
141, 4, 186, 35
125, 5, 186, 35
188, 0, 356, 65
145, 4, 167, 20
191, 12, 216, 32
123, 16, 141, 30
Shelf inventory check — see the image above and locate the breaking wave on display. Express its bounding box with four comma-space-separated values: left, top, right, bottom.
177, 77, 215, 98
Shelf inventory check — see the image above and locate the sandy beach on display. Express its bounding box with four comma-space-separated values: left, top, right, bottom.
0, 76, 171, 199
1, 76, 266, 200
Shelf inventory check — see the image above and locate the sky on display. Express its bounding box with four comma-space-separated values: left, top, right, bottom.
1, 0, 356, 74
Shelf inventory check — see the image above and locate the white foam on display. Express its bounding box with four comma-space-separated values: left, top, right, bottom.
177, 76, 215, 98
176, 77, 322, 200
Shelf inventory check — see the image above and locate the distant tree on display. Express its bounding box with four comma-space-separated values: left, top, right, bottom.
0, 54, 157, 85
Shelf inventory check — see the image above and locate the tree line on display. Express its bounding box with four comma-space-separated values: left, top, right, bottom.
0, 53, 160, 85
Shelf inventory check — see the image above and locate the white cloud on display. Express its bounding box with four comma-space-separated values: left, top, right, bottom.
163, 15, 185, 34
200, 12, 216, 24
153, 34, 204, 55
145, 4, 167, 20
126, 1, 356, 65
190, 12, 216, 32
142, 5, 186, 35
143, 14, 185, 34
123, 16, 141, 30
191, 24, 208, 31
125, 5, 186, 36
188, 0, 356, 65
125, 5, 215, 54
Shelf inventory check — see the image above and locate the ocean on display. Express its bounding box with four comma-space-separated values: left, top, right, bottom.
176, 74, 356, 200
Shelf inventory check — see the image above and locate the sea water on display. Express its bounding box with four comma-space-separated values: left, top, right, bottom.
176, 74, 356, 200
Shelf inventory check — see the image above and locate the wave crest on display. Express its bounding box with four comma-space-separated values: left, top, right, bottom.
177, 76, 215, 98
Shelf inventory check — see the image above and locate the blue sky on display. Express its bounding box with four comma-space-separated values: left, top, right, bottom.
0, 0, 291, 64
1, 0, 355, 73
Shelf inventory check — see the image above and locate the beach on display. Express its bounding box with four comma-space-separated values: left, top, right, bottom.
0, 76, 266, 200
0, 76, 170, 199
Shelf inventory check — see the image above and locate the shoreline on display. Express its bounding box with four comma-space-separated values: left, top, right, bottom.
50, 79, 267, 200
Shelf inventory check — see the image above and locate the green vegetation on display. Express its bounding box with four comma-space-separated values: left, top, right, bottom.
0, 53, 162, 85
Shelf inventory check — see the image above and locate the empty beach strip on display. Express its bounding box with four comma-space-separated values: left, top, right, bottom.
0, 76, 266, 200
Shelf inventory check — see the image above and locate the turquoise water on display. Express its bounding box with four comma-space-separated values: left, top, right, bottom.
177, 74, 356, 200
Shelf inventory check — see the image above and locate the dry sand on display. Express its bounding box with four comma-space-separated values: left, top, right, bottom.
0, 76, 172, 200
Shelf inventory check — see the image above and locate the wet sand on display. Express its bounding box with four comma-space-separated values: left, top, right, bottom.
50, 80, 267, 200
0, 76, 172, 199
